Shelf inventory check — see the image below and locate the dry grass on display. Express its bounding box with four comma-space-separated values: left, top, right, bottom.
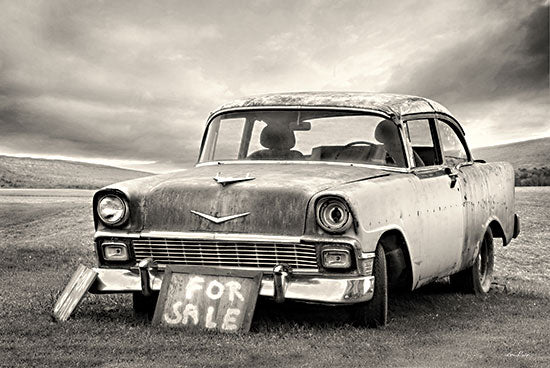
0, 188, 549, 367
0, 155, 151, 189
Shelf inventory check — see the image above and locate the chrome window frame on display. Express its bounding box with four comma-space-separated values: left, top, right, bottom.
197, 106, 412, 171
433, 114, 474, 166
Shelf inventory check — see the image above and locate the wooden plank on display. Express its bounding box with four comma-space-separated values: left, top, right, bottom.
52, 264, 97, 322
152, 266, 262, 333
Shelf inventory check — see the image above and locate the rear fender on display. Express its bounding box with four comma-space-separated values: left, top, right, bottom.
462, 216, 505, 270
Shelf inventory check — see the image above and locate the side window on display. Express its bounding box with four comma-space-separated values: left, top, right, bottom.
212, 118, 246, 160
404, 119, 441, 167
437, 120, 469, 166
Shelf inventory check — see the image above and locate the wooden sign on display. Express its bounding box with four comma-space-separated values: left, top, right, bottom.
152, 266, 262, 333
53, 264, 98, 322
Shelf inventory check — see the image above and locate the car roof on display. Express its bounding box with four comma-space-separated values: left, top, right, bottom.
213, 92, 454, 119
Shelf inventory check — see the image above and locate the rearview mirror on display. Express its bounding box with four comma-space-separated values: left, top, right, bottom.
289, 121, 311, 131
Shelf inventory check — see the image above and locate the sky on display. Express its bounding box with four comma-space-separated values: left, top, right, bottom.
0, 0, 548, 172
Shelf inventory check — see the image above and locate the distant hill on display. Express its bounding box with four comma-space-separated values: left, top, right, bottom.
0, 155, 152, 189
471, 137, 550, 169
471, 137, 550, 186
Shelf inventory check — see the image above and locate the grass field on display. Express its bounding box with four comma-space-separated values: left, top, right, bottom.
0, 155, 151, 189
0, 188, 549, 367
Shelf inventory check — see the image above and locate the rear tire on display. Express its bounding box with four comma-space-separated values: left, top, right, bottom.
132, 292, 158, 320
450, 228, 494, 294
352, 244, 388, 327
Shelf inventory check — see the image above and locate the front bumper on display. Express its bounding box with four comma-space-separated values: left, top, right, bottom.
89, 267, 375, 305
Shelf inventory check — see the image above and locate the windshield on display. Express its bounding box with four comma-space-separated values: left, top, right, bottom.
199, 109, 407, 167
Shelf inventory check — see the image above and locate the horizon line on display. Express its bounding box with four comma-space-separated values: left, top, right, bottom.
1, 134, 548, 172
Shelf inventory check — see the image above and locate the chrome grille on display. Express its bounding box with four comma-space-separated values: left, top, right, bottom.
132, 238, 319, 271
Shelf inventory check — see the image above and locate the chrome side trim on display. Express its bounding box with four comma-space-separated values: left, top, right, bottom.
90, 267, 375, 304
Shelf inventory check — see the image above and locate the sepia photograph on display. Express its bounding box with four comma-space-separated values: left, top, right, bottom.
1, 0, 549, 367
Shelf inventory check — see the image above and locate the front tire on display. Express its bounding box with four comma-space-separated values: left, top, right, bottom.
450, 228, 494, 294
352, 244, 388, 327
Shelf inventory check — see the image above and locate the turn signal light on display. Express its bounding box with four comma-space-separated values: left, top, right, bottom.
102, 242, 129, 261
321, 248, 352, 269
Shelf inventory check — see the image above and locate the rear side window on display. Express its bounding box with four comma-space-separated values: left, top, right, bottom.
437, 120, 469, 166
404, 119, 441, 167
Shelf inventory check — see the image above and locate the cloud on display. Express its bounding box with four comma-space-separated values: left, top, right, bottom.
0, 0, 548, 169
384, 2, 549, 103
0, 0, 231, 165
375, 1, 549, 144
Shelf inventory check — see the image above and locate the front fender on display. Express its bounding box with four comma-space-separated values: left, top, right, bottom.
305, 177, 421, 288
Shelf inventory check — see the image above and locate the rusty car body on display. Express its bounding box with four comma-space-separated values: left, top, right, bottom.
90, 92, 520, 326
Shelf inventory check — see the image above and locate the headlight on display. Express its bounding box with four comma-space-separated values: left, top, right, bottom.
316, 196, 353, 233
97, 194, 128, 226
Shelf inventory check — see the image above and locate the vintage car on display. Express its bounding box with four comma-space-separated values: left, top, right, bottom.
90, 92, 520, 326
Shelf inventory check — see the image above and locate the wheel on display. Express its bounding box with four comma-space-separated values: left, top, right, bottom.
450, 228, 494, 294
352, 244, 388, 327
132, 292, 159, 320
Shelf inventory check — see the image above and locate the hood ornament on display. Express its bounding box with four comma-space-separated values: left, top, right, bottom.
213, 172, 255, 186
190, 210, 250, 224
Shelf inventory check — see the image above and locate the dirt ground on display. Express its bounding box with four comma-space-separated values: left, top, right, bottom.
0, 187, 548, 367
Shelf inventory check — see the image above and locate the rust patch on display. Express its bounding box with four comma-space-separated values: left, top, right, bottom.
214, 92, 453, 119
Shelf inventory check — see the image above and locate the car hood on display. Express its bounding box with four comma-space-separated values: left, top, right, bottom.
133, 163, 390, 236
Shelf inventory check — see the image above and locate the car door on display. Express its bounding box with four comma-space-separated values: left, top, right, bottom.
435, 116, 486, 271
403, 115, 465, 283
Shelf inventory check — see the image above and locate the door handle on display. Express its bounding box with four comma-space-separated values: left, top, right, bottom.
444, 167, 458, 188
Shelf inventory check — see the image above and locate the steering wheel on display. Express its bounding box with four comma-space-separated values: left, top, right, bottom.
335, 141, 374, 160
343, 141, 374, 148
